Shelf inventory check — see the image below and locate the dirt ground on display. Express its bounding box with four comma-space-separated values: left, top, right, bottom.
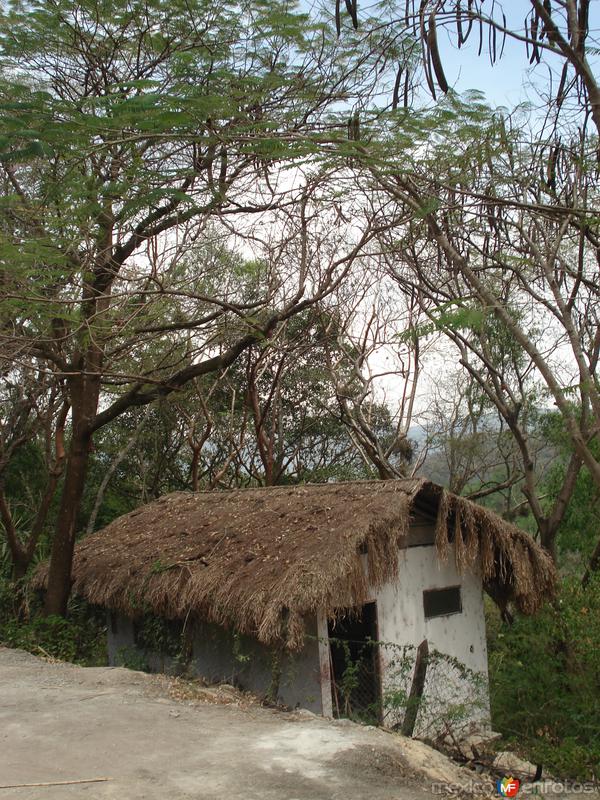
0, 647, 450, 800
3, 648, 596, 800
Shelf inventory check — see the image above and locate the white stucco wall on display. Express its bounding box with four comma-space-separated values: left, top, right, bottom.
370, 543, 491, 736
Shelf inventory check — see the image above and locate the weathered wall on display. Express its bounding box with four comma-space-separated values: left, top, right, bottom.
190, 618, 324, 713
107, 612, 136, 665
372, 534, 490, 736
107, 613, 324, 714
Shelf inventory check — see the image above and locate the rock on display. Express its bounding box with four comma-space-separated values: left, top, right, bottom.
398, 736, 474, 785
292, 708, 317, 720
217, 683, 237, 693
459, 730, 502, 760
493, 751, 539, 779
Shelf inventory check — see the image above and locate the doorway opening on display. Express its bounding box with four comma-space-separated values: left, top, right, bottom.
328, 602, 382, 724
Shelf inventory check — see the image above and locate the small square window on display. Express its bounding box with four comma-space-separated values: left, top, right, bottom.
423, 586, 462, 619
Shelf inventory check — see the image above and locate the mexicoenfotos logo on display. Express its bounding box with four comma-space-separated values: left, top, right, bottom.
497, 776, 521, 797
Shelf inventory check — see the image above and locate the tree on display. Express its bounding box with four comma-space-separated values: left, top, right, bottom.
422, 368, 530, 511
0, 0, 384, 612
319, 21, 595, 557
330, 0, 600, 567
318, 280, 426, 479
0, 361, 68, 578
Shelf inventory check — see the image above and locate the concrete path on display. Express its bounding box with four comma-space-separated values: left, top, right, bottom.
0, 648, 436, 800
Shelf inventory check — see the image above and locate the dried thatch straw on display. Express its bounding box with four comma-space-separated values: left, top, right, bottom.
33, 479, 556, 650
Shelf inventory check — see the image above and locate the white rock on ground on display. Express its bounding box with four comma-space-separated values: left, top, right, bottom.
492, 750, 540, 780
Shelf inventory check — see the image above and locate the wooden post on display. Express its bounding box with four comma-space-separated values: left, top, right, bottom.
401, 639, 429, 737
317, 610, 334, 717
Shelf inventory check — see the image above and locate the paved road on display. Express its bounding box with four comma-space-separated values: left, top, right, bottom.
0, 648, 436, 800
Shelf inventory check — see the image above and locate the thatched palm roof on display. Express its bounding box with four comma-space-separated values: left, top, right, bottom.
35, 479, 556, 650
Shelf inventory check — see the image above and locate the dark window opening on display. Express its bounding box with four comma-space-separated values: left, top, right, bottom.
109, 611, 118, 634
328, 602, 382, 724
423, 586, 462, 619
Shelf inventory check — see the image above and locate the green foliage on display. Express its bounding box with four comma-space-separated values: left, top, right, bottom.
487, 577, 600, 781
131, 613, 193, 674
115, 646, 149, 672
535, 412, 600, 563
0, 578, 106, 666
133, 613, 185, 660
331, 637, 377, 722
2, 615, 79, 662
399, 300, 486, 342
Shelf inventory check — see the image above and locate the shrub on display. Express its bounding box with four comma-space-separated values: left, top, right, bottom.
487, 576, 600, 781
115, 646, 149, 672
0, 576, 107, 666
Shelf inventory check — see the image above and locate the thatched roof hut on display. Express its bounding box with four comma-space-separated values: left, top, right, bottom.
36, 479, 556, 650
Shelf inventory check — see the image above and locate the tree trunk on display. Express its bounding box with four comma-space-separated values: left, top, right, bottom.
538, 519, 558, 565
11, 554, 29, 582
582, 536, 600, 588
43, 430, 91, 616
44, 372, 98, 617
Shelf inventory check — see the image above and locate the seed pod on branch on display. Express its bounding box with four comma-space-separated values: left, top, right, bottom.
218, 147, 228, 193
546, 143, 559, 191
490, 19, 497, 65
462, 0, 475, 44
556, 64, 569, 109
344, 0, 358, 30
576, 0, 589, 54
428, 10, 449, 93
392, 65, 403, 109
419, 2, 436, 99
530, 12, 541, 64
457, 2, 463, 47
500, 13, 507, 58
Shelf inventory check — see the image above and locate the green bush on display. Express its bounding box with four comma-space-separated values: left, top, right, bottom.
487, 576, 600, 780
133, 612, 184, 659
2, 614, 79, 662
0, 577, 107, 666
132, 613, 193, 673
115, 646, 149, 672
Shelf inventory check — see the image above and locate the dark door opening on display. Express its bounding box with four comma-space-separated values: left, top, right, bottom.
328, 602, 382, 724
